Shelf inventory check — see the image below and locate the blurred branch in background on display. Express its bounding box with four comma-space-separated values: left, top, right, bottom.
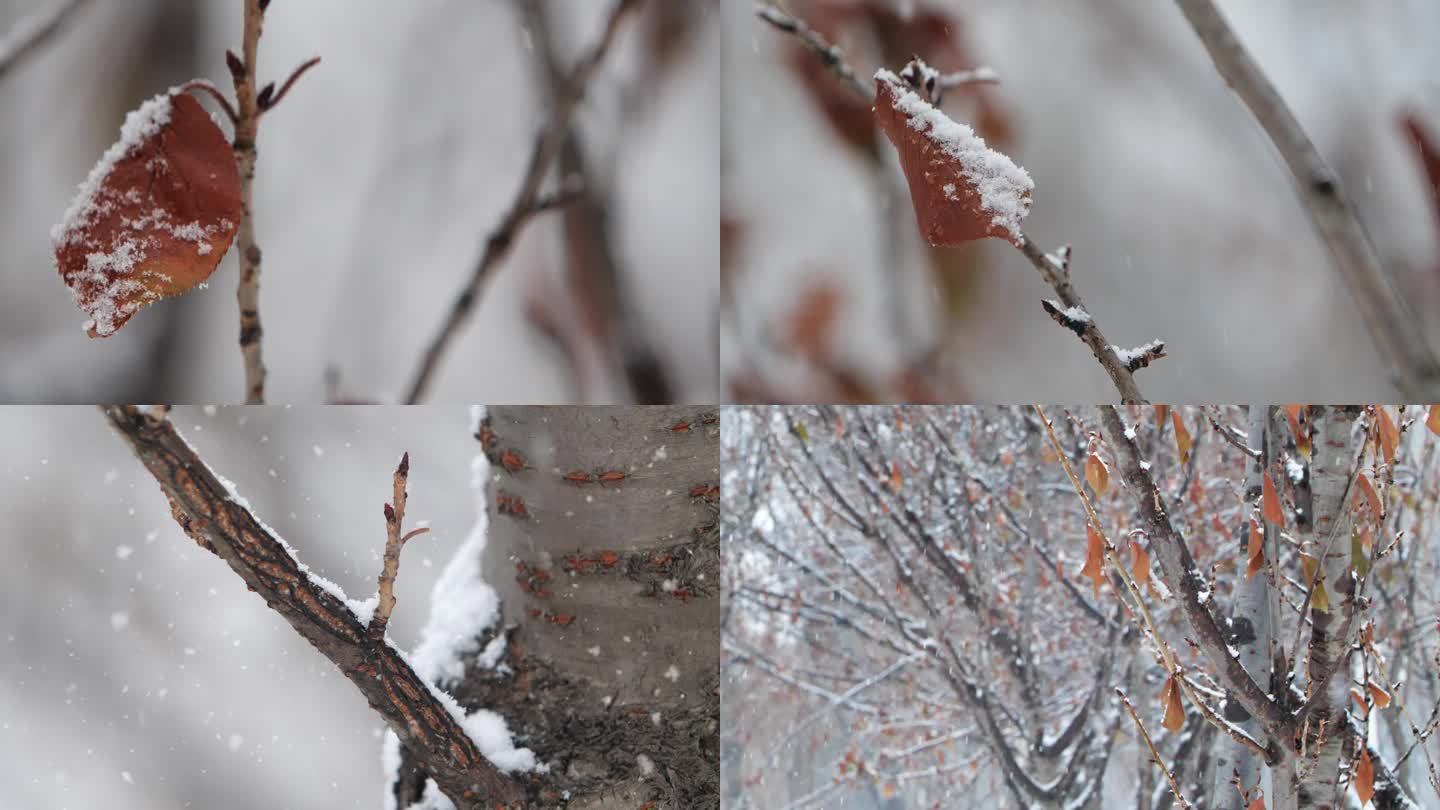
1173, 0, 1440, 400
0, 0, 93, 82
403, 0, 643, 404
521, 0, 676, 404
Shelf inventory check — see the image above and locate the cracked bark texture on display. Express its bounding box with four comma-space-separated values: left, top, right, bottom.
395, 406, 720, 809
101, 406, 521, 809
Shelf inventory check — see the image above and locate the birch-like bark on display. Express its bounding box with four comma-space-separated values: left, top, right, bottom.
1207, 406, 1277, 810
1294, 406, 1361, 810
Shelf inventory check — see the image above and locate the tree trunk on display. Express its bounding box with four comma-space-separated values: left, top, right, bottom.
1207, 406, 1277, 810
1294, 406, 1361, 810
426, 406, 721, 809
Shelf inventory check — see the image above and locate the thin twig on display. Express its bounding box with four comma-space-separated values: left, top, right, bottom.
1118, 688, 1192, 810
758, 3, 1155, 402
0, 0, 92, 82
403, 0, 640, 403
227, 0, 319, 403
753, 3, 870, 99
369, 452, 429, 642
1024, 240, 1148, 402
230, 0, 266, 403
178, 79, 239, 125
1173, 0, 1440, 399
100, 406, 521, 809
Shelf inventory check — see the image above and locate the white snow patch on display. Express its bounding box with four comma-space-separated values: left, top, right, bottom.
115, 545, 133, 560
636, 753, 656, 777
876, 69, 1033, 241
110, 612, 130, 631
663, 665, 680, 683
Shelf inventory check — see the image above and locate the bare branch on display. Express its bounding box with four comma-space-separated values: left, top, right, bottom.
403, 0, 641, 403
100, 406, 521, 808
0, 0, 93, 82
1173, 0, 1440, 398
260, 55, 321, 112
231, 0, 266, 403
753, 2, 870, 99
756, 5, 1154, 402
1118, 689, 1192, 810
1098, 404, 1288, 743
369, 452, 428, 642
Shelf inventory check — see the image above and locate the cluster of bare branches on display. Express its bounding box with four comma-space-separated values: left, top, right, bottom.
723, 404, 1440, 809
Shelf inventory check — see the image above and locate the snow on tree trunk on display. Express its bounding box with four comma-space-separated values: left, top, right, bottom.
479, 406, 720, 809
1206, 406, 1278, 810
1294, 406, 1361, 810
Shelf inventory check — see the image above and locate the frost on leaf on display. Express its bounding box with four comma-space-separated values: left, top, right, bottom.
874, 66, 1032, 247
54, 91, 241, 338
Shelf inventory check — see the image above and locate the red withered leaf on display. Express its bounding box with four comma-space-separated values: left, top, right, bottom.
874, 67, 1032, 248
54, 91, 241, 337
1160, 675, 1185, 732
1262, 472, 1284, 526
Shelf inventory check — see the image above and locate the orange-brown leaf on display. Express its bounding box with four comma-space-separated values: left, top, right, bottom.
1428, 404, 1440, 438
1081, 525, 1106, 596
1376, 407, 1399, 467
1368, 680, 1392, 709
1247, 796, 1266, 810
873, 69, 1032, 248
1354, 747, 1374, 806
1246, 519, 1265, 580
889, 461, 903, 493
1154, 404, 1170, 430
1262, 472, 1284, 526
1085, 453, 1109, 497
1160, 675, 1185, 732
1357, 473, 1381, 518
55, 91, 241, 337
1131, 540, 1150, 586
1171, 411, 1192, 463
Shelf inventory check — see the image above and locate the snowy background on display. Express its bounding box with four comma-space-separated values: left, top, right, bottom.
0, 0, 718, 404
0, 405, 481, 808
722, 0, 1440, 401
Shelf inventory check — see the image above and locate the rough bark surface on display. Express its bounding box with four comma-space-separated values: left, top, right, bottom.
101, 406, 521, 809
397, 406, 720, 809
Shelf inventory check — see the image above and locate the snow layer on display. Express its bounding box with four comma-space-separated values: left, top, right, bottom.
876, 68, 1034, 242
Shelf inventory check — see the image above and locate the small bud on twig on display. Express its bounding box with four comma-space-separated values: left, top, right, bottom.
225, 49, 245, 82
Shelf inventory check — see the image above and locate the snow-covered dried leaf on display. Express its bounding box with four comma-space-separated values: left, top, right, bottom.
874, 68, 1032, 247
54, 91, 241, 337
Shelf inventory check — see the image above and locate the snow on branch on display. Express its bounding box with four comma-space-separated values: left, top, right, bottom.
754, 7, 1158, 402
1096, 405, 1287, 740
753, 2, 870, 99
101, 405, 524, 809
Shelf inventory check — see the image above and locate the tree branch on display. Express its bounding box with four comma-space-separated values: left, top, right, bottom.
227, 0, 319, 403
757, 4, 1156, 402
1173, 0, 1440, 399
1098, 405, 1288, 744
100, 405, 522, 809
0, 0, 93, 83
369, 452, 428, 643
403, 0, 640, 403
